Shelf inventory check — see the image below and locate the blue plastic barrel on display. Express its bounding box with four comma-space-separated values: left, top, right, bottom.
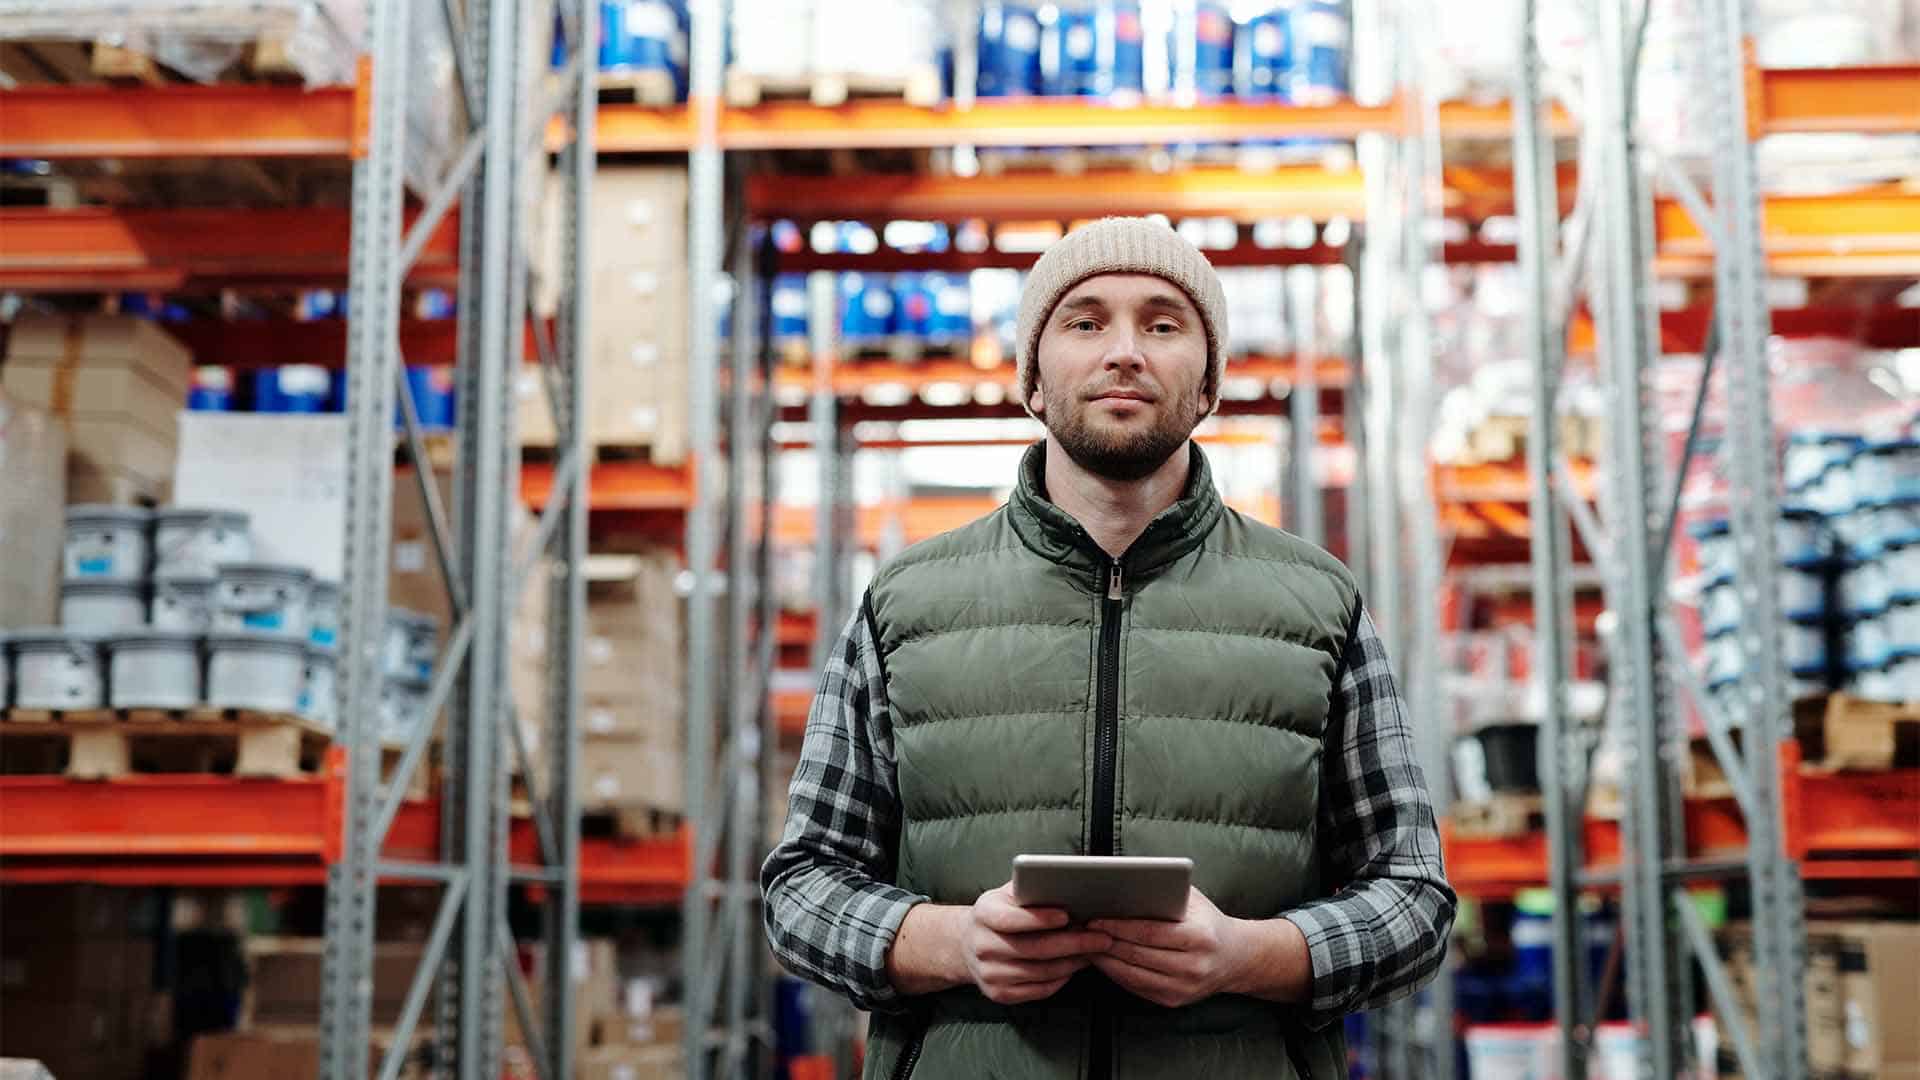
1290, 0, 1349, 102
1237, 2, 1293, 99
188, 367, 235, 412
891, 274, 934, 342
770, 274, 810, 343
252, 366, 333, 414
978, 2, 1043, 97
1170, 1, 1236, 99
402, 366, 457, 430
925, 273, 972, 347
1048, 0, 1146, 98
840, 273, 895, 344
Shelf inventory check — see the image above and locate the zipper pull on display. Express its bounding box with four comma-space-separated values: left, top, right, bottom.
1107, 561, 1124, 601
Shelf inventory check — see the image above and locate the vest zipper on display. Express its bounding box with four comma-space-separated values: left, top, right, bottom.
890, 1026, 926, 1080
1088, 558, 1124, 1079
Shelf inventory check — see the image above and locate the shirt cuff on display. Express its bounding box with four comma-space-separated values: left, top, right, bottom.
1281, 901, 1377, 1029
845, 886, 931, 1014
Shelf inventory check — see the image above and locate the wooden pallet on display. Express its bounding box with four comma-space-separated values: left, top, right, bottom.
583, 804, 683, 840
725, 64, 941, 108
0, 707, 330, 780
1451, 793, 1544, 839
1797, 693, 1920, 771
598, 68, 679, 106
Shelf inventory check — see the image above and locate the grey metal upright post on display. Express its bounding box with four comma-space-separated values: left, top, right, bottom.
538, 1, 596, 1075
683, 0, 727, 1074
1286, 267, 1324, 547
319, 0, 413, 1069
1701, 0, 1807, 1072
1590, 0, 1688, 1071
807, 271, 843, 665
1513, 1, 1588, 1073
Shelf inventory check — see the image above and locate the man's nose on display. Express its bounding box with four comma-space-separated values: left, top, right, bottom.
1101, 329, 1146, 371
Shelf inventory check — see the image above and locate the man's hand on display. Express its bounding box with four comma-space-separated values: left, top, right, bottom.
961, 882, 1112, 1005
1088, 887, 1307, 1009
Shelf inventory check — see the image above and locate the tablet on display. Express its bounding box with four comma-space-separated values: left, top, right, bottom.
1010, 854, 1193, 923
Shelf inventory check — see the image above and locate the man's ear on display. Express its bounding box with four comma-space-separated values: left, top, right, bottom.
1028, 382, 1046, 415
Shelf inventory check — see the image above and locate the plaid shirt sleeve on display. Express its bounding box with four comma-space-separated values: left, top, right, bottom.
760, 606, 928, 1013
1282, 606, 1458, 1027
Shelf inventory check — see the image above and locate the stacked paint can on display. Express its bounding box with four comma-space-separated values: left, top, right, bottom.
1696, 422, 1920, 706
978, 2, 1045, 97
1045, 0, 1146, 98
0, 504, 357, 735
596, 0, 690, 99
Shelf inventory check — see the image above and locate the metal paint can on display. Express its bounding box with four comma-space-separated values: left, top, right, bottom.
380, 673, 432, 745
151, 577, 217, 632
300, 643, 340, 732
205, 631, 309, 714
385, 609, 439, 682
60, 580, 148, 632
10, 630, 106, 710
215, 563, 315, 637
63, 504, 153, 582
106, 630, 203, 710
308, 580, 343, 648
153, 508, 252, 580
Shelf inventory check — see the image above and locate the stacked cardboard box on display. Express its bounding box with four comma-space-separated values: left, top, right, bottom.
521, 165, 689, 465
511, 550, 685, 814
0, 392, 65, 627
1720, 919, 1920, 1079
0, 886, 161, 1079
3, 315, 192, 504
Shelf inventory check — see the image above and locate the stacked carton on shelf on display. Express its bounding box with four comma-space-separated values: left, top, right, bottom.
0, 392, 66, 627
524, 165, 689, 466
3, 314, 192, 504
0, 886, 162, 1079
1719, 919, 1920, 1078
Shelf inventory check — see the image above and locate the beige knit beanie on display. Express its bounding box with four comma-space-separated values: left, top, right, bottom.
1015, 216, 1229, 411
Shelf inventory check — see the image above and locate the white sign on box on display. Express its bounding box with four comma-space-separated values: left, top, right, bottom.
172, 413, 348, 581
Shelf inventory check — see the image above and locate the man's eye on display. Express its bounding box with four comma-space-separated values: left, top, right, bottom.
1070, 319, 1100, 331
1149, 322, 1179, 333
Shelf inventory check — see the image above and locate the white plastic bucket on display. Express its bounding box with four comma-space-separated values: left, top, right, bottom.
1888, 598, 1920, 651
1885, 537, 1919, 599
1784, 433, 1860, 492
1852, 657, 1900, 702
299, 644, 339, 732
1463, 1024, 1555, 1080
1, 634, 10, 707
1842, 552, 1890, 616
214, 563, 314, 637
308, 580, 342, 647
1865, 497, 1920, 544
1892, 650, 1920, 701
1705, 630, 1744, 684
1849, 610, 1892, 671
106, 631, 203, 709
153, 508, 251, 580
60, 580, 148, 632
384, 609, 438, 681
1700, 576, 1739, 633
62, 505, 152, 582
1592, 1022, 1641, 1079
10, 630, 105, 709
1777, 507, 1828, 564
1853, 439, 1920, 504
379, 674, 430, 744
205, 631, 308, 713
151, 577, 216, 632
1779, 561, 1826, 619
1783, 617, 1827, 670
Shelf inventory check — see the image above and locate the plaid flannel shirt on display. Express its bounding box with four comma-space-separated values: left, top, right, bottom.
761, 600, 1456, 1028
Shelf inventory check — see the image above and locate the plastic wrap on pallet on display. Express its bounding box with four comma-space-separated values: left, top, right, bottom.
730, 0, 813, 78
0, 0, 362, 85
811, 0, 940, 80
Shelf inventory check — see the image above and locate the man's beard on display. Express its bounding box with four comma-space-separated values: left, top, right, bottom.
1040, 376, 1207, 483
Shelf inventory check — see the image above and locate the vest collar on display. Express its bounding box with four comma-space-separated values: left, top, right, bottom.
1007, 440, 1225, 584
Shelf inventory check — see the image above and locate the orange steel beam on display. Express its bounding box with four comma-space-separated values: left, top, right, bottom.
590, 96, 1574, 153
749, 164, 1569, 224
775, 240, 1516, 273
771, 354, 1340, 397
0, 206, 461, 291
0, 84, 360, 158
1758, 64, 1920, 134
521, 459, 696, 512
1570, 304, 1920, 354
1655, 188, 1920, 278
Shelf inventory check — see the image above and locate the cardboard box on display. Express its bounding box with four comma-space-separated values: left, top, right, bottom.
1834, 920, 1920, 1075
582, 735, 684, 812
390, 465, 457, 629
591, 167, 689, 268
4, 314, 192, 505
242, 937, 425, 1028
172, 413, 349, 580
185, 1030, 414, 1080
589, 264, 688, 464
578, 1044, 686, 1080
0, 393, 64, 628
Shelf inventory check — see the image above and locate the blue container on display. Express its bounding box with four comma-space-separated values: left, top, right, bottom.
840, 273, 895, 342
770, 274, 810, 342
925, 273, 972, 345
402, 366, 456, 431
891, 273, 934, 341
1170, 1, 1236, 99
252, 366, 333, 414
602, 0, 687, 87
297, 290, 340, 320
1290, 0, 1349, 102
188, 367, 236, 412
1048, 0, 1146, 98
1236, 2, 1293, 99
978, 2, 1044, 97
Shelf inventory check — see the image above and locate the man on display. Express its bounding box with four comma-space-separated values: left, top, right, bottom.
763, 217, 1455, 1079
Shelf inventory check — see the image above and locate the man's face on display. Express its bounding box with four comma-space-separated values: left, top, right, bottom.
1029, 273, 1213, 482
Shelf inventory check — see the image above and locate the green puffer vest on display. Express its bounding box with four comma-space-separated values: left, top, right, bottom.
861, 443, 1361, 1080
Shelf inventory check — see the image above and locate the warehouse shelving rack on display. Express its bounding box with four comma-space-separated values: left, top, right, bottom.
6, 4, 1920, 1079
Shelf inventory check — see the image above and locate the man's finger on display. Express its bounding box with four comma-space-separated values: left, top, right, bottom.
1090, 954, 1187, 1007
991, 955, 1089, 985
1088, 917, 1188, 948
1102, 938, 1191, 977
993, 974, 1075, 1005
978, 897, 1070, 934
1002, 929, 1112, 961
